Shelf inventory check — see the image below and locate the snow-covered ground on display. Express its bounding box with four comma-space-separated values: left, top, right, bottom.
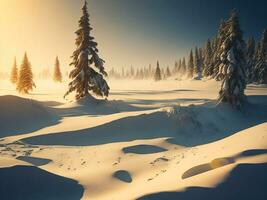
0, 78, 267, 200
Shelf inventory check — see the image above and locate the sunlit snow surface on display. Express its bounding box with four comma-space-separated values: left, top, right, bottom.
0, 78, 267, 200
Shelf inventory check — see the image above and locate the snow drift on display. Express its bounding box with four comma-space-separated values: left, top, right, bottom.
22, 99, 267, 147
0, 95, 58, 138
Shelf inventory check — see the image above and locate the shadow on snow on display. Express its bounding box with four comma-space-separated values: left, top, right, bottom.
139, 162, 267, 200
0, 165, 84, 200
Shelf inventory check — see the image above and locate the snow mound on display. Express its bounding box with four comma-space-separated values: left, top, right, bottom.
0, 95, 57, 138
66, 95, 147, 115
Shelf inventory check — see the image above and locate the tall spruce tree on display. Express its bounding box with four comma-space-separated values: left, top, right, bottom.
154, 61, 162, 81
194, 47, 202, 78
254, 29, 267, 84
203, 39, 213, 77
53, 56, 62, 82
65, 1, 109, 100
17, 53, 36, 94
187, 50, 194, 78
218, 11, 247, 109
10, 58, 18, 84
246, 36, 255, 82
206, 36, 219, 77
213, 20, 228, 80
251, 42, 260, 82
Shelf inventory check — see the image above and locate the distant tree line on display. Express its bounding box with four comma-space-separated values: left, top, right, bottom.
108, 17, 267, 85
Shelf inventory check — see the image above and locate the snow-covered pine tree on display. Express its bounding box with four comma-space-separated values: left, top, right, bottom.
182, 57, 187, 75
53, 56, 63, 82
218, 10, 247, 109
254, 29, 267, 84
251, 41, 261, 82
10, 58, 18, 84
206, 36, 220, 77
246, 36, 255, 82
199, 47, 204, 75
193, 47, 202, 78
154, 61, 162, 81
187, 49, 194, 78
64, 1, 109, 100
213, 20, 227, 80
203, 39, 213, 77
17, 53, 36, 94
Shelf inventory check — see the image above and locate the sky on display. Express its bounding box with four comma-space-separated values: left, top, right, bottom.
0, 0, 267, 74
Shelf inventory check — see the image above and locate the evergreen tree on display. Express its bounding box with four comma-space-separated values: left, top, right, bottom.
65, 1, 109, 100
182, 57, 187, 75
203, 39, 213, 77
166, 66, 171, 77
53, 56, 62, 82
246, 36, 255, 82
194, 47, 202, 78
254, 29, 267, 84
10, 58, 18, 84
154, 61, 162, 81
17, 53, 36, 94
199, 47, 204, 75
218, 11, 247, 109
187, 50, 194, 78
213, 20, 228, 79
251, 41, 261, 82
